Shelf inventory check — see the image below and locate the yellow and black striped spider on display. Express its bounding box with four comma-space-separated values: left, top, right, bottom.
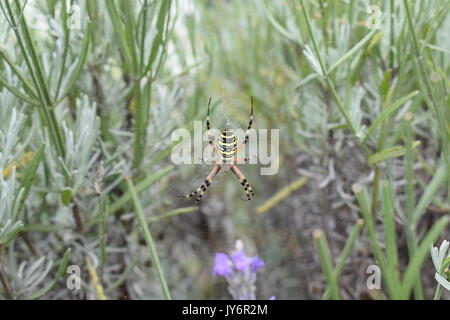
183, 97, 255, 203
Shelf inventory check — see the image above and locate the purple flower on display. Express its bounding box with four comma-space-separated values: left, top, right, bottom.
213, 244, 269, 300
269, 296, 276, 300
251, 256, 265, 272
213, 253, 232, 277
232, 250, 253, 272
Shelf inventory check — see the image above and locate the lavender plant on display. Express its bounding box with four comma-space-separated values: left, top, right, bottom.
0, 93, 27, 248
213, 240, 271, 300
431, 240, 450, 299
0, 169, 24, 248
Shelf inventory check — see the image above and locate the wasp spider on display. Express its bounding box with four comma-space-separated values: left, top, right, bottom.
183, 97, 255, 203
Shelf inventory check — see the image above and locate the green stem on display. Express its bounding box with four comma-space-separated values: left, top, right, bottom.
323, 219, 364, 299
371, 166, 381, 216
433, 284, 443, 300
98, 195, 108, 268
0, 72, 39, 105
132, 79, 151, 171
313, 229, 340, 300
54, 0, 72, 100
139, 0, 149, 71
0, 48, 38, 98
389, 0, 395, 69
353, 184, 403, 298
403, 114, 424, 299
127, 178, 172, 300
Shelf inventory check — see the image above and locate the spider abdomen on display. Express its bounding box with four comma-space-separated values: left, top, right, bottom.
217, 129, 237, 161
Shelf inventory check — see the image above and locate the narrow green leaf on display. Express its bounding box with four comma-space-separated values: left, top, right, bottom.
382, 182, 398, 269
401, 216, 449, 298
379, 69, 393, 99
352, 184, 386, 269
368, 141, 420, 165
323, 219, 364, 299
364, 91, 420, 142
61, 187, 73, 206
105, 0, 134, 73
381, 182, 402, 298
0, 48, 39, 99
0, 72, 39, 105
440, 257, 450, 274
122, 0, 138, 73
56, 21, 92, 102
313, 229, 340, 300
328, 28, 379, 74
127, 178, 172, 300
413, 165, 447, 224
15, 145, 45, 218
145, 0, 172, 75
148, 206, 199, 223
256, 177, 308, 213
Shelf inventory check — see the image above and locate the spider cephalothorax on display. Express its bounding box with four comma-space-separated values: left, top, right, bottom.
182, 97, 255, 203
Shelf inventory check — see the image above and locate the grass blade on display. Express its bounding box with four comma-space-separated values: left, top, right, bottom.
148, 206, 199, 223
105, 0, 133, 73
256, 177, 308, 213
15, 145, 45, 218
381, 182, 402, 298
368, 142, 420, 165
323, 219, 364, 299
56, 21, 92, 103
328, 28, 379, 74
127, 177, 172, 300
363, 91, 419, 143
412, 165, 447, 224
401, 216, 449, 298
313, 229, 340, 300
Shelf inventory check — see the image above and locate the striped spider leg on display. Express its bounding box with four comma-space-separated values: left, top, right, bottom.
182, 165, 221, 203
182, 97, 255, 202
206, 97, 220, 159
230, 164, 255, 201
236, 96, 254, 154
195, 97, 220, 164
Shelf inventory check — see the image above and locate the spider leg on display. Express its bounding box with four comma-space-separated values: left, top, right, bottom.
236, 96, 254, 153
182, 165, 221, 203
230, 165, 254, 200
233, 154, 257, 164
206, 97, 220, 157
